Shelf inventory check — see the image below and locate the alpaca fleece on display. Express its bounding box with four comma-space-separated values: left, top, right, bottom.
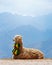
12, 35, 44, 59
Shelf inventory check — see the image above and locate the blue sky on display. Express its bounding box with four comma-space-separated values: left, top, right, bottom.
0, 0, 52, 31
0, 0, 52, 17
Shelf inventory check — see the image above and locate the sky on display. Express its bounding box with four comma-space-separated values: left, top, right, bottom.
0, 0, 52, 17
0, 0, 52, 30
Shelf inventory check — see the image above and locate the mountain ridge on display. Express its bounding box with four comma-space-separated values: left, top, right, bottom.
0, 12, 52, 58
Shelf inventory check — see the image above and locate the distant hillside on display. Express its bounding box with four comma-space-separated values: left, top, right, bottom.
0, 12, 52, 58
0, 12, 52, 32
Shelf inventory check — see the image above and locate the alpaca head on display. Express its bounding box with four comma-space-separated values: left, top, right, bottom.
13, 35, 22, 43
13, 35, 23, 53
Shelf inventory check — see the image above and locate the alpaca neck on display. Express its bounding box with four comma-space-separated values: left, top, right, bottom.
19, 44, 23, 53
17, 41, 23, 53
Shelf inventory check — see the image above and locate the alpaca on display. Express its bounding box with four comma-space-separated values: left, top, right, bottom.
12, 35, 44, 59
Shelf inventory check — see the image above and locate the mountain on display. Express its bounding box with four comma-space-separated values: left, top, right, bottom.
0, 12, 33, 32
41, 40, 52, 58
0, 12, 52, 32
0, 12, 52, 58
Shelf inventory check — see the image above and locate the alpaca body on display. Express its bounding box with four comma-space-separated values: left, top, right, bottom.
13, 47, 44, 59
12, 35, 44, 59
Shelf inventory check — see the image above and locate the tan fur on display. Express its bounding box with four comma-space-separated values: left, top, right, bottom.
13, 35, 44, 59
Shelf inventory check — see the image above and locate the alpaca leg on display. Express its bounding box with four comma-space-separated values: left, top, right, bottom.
36, 51, 44, 59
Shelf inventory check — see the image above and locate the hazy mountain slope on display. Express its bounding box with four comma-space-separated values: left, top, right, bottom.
0, 12, 52, 58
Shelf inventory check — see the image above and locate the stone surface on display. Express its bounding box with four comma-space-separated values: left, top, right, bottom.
0, 59, 52, 65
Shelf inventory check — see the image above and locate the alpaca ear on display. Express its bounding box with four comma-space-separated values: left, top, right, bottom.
20, 35, 22, 38
19, 35, 22, 39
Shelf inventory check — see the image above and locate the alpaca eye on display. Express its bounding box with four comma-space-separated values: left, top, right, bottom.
18, 43, 20, 47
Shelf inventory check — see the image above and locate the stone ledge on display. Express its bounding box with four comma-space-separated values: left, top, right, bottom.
0, 59, 52, 65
